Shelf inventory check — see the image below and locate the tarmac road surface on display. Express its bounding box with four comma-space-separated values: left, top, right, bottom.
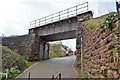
17, 56, 76, 78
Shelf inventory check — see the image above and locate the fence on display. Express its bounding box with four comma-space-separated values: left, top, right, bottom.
28, 72, 61, 80
50, 72, 61, 80
30, 2, 88, 28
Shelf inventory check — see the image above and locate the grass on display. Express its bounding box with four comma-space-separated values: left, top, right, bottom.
26, 60, 37, 68
76, 66, 89, 79
49, 50, 62, 58
81, 69, 89, 78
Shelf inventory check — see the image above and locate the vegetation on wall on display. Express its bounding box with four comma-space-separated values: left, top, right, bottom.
85, 12, 119, 32
100, 13, 119, 30
84, 13, 107, 31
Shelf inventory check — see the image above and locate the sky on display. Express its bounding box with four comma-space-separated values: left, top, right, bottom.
0, 0, 118, 51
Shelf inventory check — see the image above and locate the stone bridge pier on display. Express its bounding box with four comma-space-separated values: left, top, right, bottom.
29, 34, 49, 61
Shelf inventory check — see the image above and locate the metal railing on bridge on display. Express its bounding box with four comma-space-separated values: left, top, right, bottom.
30, 2, 88, 28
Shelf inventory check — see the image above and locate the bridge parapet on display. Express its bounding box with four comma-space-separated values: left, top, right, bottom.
30, 2, 89, 28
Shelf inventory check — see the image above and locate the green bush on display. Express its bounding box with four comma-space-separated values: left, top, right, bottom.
100, 13, 119, 30
84, 12, 119, 32
2, 46, 28, 71
9, 67, 20, 78
1, 45, 29, 79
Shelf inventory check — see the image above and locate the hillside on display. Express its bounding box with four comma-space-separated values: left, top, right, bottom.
1, 45, 33, 79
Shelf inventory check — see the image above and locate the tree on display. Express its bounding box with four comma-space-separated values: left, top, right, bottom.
62, 45, 68, 51
68, 48, 73, 53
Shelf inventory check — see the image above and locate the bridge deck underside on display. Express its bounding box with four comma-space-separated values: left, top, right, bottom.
41, 30, 76, 41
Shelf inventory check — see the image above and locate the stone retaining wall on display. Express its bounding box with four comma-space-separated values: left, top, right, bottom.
2, 35, 32, 56
76, 20, 120, 78
2, 34, 49, 61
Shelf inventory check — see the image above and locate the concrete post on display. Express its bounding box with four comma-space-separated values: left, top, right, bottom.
80, 24, 84, 75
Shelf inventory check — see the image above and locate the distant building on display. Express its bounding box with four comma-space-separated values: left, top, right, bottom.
49, 41, 66, 57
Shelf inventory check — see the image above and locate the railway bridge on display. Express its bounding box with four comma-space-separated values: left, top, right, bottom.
28, 2, 93, 60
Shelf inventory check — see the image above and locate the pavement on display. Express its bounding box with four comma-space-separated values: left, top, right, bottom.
17, 55, 76, 78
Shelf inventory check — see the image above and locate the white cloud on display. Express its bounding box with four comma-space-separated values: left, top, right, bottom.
0, 0, 26, 35
62, 39, 76, 51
